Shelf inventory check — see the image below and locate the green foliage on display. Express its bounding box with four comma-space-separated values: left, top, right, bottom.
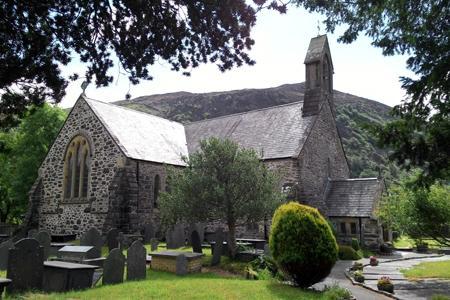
0, 0, 262, 129
338, 245, 361, 260
270, 202, 338, 288
0, 104, 67, 223
429, 295, 450, 300
327, 220, 338, 241
376, 171, 450, 247
351, 238, 360, 251
323, 282, 353, 300
159, 136, 286, 257
245, 255, 286, 281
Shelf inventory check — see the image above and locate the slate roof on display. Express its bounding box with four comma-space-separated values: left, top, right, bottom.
184, 102, 314, 160
84, 95, 188, 166
325, 178, 381, 218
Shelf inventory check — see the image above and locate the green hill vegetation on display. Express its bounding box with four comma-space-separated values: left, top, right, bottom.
114, 83, 401, 184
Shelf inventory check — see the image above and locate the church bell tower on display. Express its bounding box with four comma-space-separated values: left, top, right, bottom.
302, 35, 335, 117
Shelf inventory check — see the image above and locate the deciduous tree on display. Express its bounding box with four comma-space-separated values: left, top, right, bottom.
376, 171, 450, 247
0, 104, 66, 223
158, 136, 287, 257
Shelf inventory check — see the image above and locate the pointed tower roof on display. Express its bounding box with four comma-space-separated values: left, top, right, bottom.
304, 34, 334, 70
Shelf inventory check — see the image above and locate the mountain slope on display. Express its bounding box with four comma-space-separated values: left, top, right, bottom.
113, 83, 400, 184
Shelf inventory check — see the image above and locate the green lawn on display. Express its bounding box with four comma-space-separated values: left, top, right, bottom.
401, 260, 450, 280
0, 244, 337, 300
393, 235, 445, 249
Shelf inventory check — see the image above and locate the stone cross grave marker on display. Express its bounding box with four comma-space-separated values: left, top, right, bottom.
107, 228, 119, 252
150, 238, 158, 252
80, 227, 102, 252
116, 232, 125, 251
127, 240, 146, 281
7, 238, 44, 293
35, 230, 51, 260
103, 248, 125, 285
212, 228, 223, 266
176, 254, 188, 276
191, 230, 202, 254
144, 224, 155, 244
0, 241, 14, 270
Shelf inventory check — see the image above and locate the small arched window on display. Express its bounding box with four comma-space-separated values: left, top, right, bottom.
154, 174, 161, 208
64, 136, 90, 200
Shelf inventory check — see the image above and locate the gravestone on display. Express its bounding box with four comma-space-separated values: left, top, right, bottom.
7, 238, 44, 293
103, 248, 125, 285
150, 238, 158, 252
176, 254, 188, 276
144, 224, 155, 244
187, 222, 196, 246
80, 227, 102, 252
107, 228, 119, 252
127, 241, 146, 281
116, 232, 125, 251
38, 229, 52, 238
196, 223, 205, 244
27, 229, 37, 238
212, 228, 223, 266
174, 222, 185, 248
166, 223, 185, 250
191, 230, 202, 254
35, 230, 51, 260
0, 241, 14, 270
264, 244, 271, 257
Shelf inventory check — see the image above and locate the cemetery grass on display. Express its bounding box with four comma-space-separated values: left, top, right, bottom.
400, 261, 450, 280
393, 235, 444, 249
0, 244, 329, 300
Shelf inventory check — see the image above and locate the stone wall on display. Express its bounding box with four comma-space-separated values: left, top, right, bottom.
297, 97, 350, 216
30, 97, 127, 236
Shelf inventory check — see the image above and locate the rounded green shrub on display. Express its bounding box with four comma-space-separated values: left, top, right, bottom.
338, 244, 361, 260
270, 202, 338, 288
351, 238, 360, 251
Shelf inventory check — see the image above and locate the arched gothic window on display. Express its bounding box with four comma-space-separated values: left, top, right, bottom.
64, 136, 90, 200
154, 174, 161, 208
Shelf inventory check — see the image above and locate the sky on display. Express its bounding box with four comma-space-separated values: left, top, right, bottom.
59, 6, 415, 109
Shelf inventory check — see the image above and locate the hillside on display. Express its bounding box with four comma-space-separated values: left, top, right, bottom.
114, 83, 400, 184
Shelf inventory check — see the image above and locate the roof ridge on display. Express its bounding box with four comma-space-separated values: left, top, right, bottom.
83, 94, 184, 126
185, 101, 304, 126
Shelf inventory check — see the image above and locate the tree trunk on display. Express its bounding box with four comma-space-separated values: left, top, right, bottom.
228, 222, 237, 258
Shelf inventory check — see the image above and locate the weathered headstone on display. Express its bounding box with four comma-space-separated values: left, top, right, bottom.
166, 223, 185, 249
144, 224, 155, 244
7, 238, 44, 293
127, 241, 146, 281
150, 238, 158, 252
35, 230, 51, 260
264, 243, 271, 257
212, 228, 223, 266
38, 229, 52, 238
187, 222, 196, 246
196, 223, 205, 244
102, 248, 125, 285
116, 232, 125, 251
191, 230, 202, 254
107, 228, 119, 252
174, 222, 185, 249
27, 229, 37, 238
80, 227, 102, 252
0, 241, 14, 270
176, 254, 188, 276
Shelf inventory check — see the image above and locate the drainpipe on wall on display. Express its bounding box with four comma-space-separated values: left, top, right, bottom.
359, 217, 363, 249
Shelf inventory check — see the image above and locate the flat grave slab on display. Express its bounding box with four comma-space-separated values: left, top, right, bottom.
236, 238, 266, 250
50, 243, 75, 257
151, 251, 204, 273
58, 246, 100, 263
43, 261, 98, 293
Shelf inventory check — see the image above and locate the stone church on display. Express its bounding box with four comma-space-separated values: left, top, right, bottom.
23, 35, 386, 249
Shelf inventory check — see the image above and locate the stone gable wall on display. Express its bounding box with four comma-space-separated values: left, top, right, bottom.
36, 97, 127, 236
297, 97, 350, 216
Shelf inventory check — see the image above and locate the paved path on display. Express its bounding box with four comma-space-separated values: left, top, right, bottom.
313, 251, 450, 300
